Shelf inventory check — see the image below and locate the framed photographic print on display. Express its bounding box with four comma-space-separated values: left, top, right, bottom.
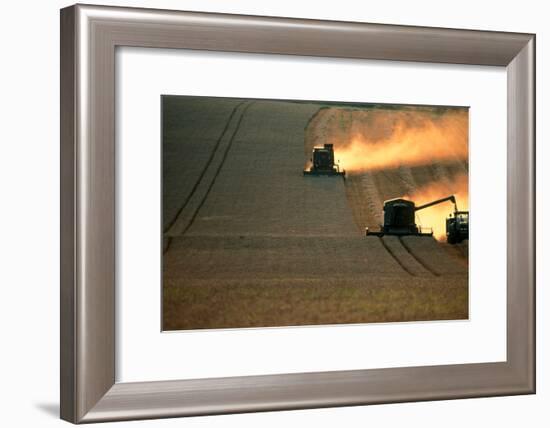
60, 4, 535, 423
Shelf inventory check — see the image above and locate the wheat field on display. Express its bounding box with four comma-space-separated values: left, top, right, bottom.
162, 97, 469, 330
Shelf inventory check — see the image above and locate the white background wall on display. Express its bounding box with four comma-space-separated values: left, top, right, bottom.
0, 0, 545, 427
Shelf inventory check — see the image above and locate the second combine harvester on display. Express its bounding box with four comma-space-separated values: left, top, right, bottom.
366, 195, 469, 244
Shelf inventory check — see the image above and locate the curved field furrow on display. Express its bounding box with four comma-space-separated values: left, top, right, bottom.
162, 97, 245, 231
164, 100, 249, 234
166, 101, 255, 236
400, 236, 467, 276
381, 236, 433, 276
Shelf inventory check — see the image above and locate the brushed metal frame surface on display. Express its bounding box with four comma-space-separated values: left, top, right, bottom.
60, 3, 535, 423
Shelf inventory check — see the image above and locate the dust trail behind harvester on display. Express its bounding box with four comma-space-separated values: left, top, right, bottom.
405, 173, 469, 240
323, 108, 468, 173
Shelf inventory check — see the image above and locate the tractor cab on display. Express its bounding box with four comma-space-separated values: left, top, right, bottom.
446, 211, 469, 244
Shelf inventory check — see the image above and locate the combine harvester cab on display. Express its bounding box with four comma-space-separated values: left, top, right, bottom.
365, 198, 433, 237
366, 195, 469, 244
303, 143, 345, 178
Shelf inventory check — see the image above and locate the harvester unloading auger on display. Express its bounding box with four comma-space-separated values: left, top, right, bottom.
365, 195, 469, 244
303, 144, 345, 178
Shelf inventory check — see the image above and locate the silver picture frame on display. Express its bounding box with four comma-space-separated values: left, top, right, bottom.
60, 4, 535, 423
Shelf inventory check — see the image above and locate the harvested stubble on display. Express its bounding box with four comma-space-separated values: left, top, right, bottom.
163, 276, 468, 330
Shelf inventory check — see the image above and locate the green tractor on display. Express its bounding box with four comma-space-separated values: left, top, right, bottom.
446, 209, 469, 244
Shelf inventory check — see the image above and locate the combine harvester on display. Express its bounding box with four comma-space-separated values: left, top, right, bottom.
303, 144, 345, 178
365, 195, 469, 244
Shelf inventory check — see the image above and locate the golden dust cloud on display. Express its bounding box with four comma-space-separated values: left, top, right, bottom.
404, 173, 469, 241
331, 109, 468, 173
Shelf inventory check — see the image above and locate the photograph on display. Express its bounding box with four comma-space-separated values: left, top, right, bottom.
162, 96, 469, 330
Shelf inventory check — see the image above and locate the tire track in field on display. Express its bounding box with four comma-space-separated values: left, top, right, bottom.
378, 236, 414, 276
163, 100, 248, 234
173, 101, 255, 238
398, 236, 440, 277
381, 235, 433, 276
164, 101, 254, 254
